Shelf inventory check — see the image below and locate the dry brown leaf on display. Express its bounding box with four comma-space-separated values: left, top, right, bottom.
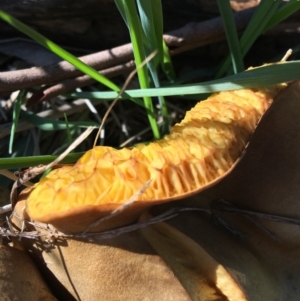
140, 211, 248, 301
10, 208, 192, 301
150, 80, 300, 301
0, 244, 57, 301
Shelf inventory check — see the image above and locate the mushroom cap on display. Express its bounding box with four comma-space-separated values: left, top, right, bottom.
23, 86, 282, 233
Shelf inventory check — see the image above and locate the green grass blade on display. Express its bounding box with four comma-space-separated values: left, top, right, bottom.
239, 1, 282, 55
0, 153, 85, 169
136, 0, 175, 80
215, 0, 282, 78
217, 0, 244, 74
68, 61, 300, 99
149, 70, 169, 134
136, 0, 169, 134
114, 0, 128, 27
162, 41, 176, 81
9, 90, 25, 154
264, 0, 300, 32
115, 0, 160, 139
21, 110, 98, 131
136, 0, 163, 65
64, 113, 73, 144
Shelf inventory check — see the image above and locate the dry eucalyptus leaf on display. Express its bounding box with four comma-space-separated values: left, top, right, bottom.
150, 80, 300, 301
10, 208, 192, 301
0, 244, 57, 301
140, 212, 248, 301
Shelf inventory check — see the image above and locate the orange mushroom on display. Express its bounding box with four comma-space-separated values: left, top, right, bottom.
19, 79, 286, 233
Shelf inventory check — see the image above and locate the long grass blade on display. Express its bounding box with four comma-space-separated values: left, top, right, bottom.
115, 0, 160, 139
136, 0, 170, 134
217, 0, 244, 74
0, 153, 84, 169
63, 113, 73, 145
263, 0, 300, 32
162, 41, 176, 81
21, 110, 98, 131
216, 0, 282, 78
68, 61, 300, 99
9, 90, 25, 154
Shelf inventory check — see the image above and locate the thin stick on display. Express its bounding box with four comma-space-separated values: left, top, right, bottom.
83, 180, 152, 233
5, 201, 300, 240
0, 204, 12, 214
27, 60, 135, 106
281, 49, 293, 62
0, 169, 33, 186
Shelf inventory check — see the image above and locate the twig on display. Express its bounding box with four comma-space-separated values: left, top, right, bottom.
165, 7, 255, 49
0, 204, 12, 214
214, 199, 300, 227
0, 43, 134, 93
281, 49, 293, 62
4, 198, 300, 241
0, 169, 33, 186
7, 207, 208, 241
27, 60, 136, 106
0, 225, 41, 239
83, 180, 152, 233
